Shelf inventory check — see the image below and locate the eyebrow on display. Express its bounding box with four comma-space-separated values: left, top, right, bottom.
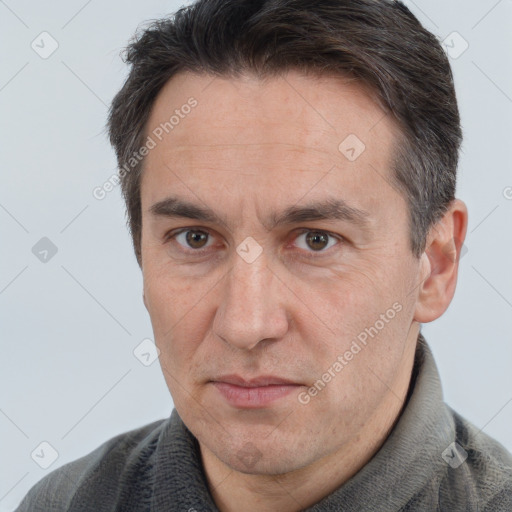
149, 195, 372, 231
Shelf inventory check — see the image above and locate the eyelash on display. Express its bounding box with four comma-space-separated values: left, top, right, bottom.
164, 227, 344, 258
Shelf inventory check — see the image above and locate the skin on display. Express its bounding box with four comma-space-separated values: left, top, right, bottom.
140, 70, 468, 512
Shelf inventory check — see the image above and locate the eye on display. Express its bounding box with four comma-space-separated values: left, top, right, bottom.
164, 227, 343, 258
168, 228, 215, 252
293, 229, 342, 254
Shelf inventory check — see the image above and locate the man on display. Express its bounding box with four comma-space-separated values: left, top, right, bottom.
16, 0, 512, 510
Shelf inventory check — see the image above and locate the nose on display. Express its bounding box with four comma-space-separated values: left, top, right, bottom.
212, 249, 290, 351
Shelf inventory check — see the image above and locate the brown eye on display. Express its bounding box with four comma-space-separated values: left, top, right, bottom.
184, 230, 209, 249
305, 231, 329, 251
167, 228, 215, 253
294, 230, 341, 254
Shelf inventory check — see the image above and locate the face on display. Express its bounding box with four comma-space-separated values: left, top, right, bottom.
140, 70, 423, 475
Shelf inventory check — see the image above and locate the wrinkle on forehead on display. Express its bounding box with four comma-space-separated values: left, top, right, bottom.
149, 142, 347, 178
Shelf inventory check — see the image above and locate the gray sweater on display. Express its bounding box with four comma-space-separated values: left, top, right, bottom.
15, 336, 512, 511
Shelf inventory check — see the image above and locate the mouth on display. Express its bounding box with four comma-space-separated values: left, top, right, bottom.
210, 374, 304, 408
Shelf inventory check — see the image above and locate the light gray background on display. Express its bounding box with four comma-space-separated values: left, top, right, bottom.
1, 0, 511, 510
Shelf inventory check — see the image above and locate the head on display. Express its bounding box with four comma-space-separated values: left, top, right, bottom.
107, 0, 467, 475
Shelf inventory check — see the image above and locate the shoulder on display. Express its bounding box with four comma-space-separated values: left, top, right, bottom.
438, 406, 512, 511
15, 418, 167, 512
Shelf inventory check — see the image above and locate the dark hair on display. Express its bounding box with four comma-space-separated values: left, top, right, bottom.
107, 0, 462, 267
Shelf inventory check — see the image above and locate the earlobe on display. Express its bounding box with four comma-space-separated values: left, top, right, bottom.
413, 199, 468, 324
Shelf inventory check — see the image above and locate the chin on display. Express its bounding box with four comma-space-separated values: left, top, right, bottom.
209, 436, 315, 476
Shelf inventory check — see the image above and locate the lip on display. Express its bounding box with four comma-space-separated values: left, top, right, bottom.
210, 374, 303, 408
213, 374, 301, 387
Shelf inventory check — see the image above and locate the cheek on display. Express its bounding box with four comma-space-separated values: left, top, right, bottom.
144, 261, 204, 326
143, 269, 217, 369
304, 265, 384, 342
300, 262, 411, 387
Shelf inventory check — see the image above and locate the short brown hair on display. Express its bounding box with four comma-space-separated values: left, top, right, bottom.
107, 0, 462, 267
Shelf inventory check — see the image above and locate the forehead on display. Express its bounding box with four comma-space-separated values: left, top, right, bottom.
140, 70, 405, 227
145, 70, 393, 150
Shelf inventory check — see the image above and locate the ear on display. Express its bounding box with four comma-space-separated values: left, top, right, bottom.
413, 199, 468, 323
